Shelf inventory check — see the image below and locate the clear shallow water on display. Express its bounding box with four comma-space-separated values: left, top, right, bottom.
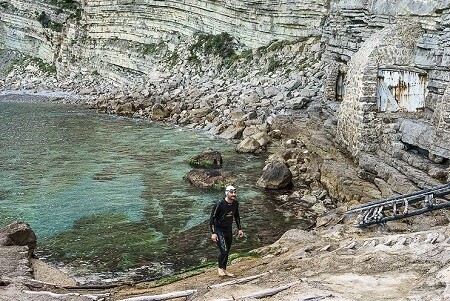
0, 100, 304, 283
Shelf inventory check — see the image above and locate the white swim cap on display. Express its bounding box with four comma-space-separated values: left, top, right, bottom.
225, 185, 236, 195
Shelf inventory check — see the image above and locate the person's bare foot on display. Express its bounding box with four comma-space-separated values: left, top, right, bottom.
224, 270, 235, 277
218, 268, 226, 276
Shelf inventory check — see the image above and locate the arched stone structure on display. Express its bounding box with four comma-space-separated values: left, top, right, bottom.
336, 21, 425, 158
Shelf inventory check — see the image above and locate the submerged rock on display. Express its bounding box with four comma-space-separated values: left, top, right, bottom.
185, 168, 228, 189
188, 150, 223, 169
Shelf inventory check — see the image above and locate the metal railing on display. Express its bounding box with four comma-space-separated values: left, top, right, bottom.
346, 182, 450, 227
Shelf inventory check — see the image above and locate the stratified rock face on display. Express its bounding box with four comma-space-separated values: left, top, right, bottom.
0, 222, 88, 301
82, 0, 327, 47
0, 0, 74, 62
0, 222, 35, 286
0, 0, 329, 75
0, 221, 37, 255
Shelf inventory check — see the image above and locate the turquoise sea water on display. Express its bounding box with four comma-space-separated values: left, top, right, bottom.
0, 100, 304, 283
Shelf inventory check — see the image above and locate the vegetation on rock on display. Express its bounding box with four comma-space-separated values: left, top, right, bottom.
48, 0, 79, 11
37, 11, 63, 32
30, 57, 57, 74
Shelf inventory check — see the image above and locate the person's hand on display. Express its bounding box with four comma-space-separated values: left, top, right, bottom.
237, 229, 244, 238
211, 233, 218, 242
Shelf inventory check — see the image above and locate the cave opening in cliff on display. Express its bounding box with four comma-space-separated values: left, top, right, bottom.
336, 70, 346, 101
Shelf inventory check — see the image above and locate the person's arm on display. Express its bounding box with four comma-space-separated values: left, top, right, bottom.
210, 201, 220, 242
235, 202, 244, 238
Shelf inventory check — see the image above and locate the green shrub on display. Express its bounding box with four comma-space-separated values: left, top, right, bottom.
142, 41, 166, 55
49, 0, 79, 10
189, 32, 236, 59
166, 51, 179, 67
37, 11, 63, 32
30, 57, 57, 74
267, 57, 282, 73
72, 9, 82, 21
222, 53, 240, 67
266, 40, 286, 52
240, 49, 253, 63
187, 54, 201, 66
259, 37, 307, 54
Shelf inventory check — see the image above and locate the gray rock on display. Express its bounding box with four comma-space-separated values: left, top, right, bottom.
288, 96, 309, 110
218, 123, 246, 140
188, 149, 223, 169
257, 160, 293, 189
0, 221, 36, 255
236, 137, 261, 153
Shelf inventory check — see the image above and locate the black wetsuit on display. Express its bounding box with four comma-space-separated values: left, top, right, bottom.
209, 198, 242, 270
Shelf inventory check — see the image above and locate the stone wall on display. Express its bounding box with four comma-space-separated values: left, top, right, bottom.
321, 0, 450, 191
335, 22, 425, 156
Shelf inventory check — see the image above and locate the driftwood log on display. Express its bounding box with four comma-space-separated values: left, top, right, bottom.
23, 290, 110, 300
207, 271, 272, 289
119, 289, 197, 301
213, 280, 302, 300
25, 278, 122, 290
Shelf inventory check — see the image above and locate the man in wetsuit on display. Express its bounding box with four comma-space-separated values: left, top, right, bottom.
210, 185, 244, 277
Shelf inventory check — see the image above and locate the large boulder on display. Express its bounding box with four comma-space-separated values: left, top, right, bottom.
151, 103, 170, 121
188, 150, 223, 169
115, 101, 136, 116
0, 221, 36, 255
218, 121, 246, 139
185, 169, 228, 189
257, 161, 293, 189
236, 137, 261, 153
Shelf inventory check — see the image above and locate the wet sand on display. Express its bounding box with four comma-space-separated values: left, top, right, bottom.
31, 259, 77, 286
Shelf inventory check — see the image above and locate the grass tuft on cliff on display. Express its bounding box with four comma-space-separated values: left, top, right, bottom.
37, 11, 64, 32
30, 57, 57, 74
48, 0, 79, 11
190, 32, 236, 58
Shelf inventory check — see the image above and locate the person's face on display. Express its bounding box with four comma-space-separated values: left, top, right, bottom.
226, 189, 237, 201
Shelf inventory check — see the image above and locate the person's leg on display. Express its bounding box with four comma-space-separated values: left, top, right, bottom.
222, 232, 233, 269
216, 230, 228, 274
222, 233, 234, 276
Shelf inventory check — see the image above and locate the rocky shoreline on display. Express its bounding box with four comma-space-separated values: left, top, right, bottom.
2, 219, 449, 300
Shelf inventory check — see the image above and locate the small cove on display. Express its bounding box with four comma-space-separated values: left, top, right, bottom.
0, 99, 306, 283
